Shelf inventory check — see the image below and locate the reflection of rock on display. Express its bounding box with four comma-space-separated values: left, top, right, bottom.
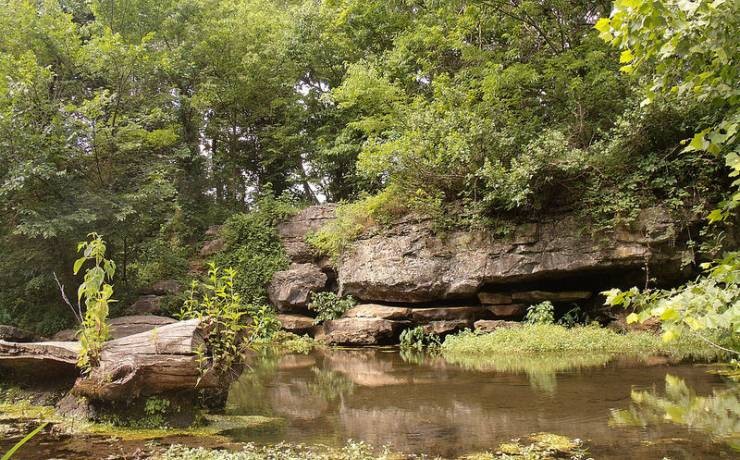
322, 318, 404, 346
268, 264, 327, 313
277, 354, 316, 370
269, 381, 329, 420
323, 348, 410, 386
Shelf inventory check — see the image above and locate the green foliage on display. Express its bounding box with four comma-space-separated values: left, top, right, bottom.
441, 324, 725, 359
307, 292, 356, 324
399, 326, 442, 352
604, 251, 740, 355
597, 0, 738, 220
215, 193, 298, 304
178, 263, 255, 374
73, 233, 116, 373
306, 187, 408, 261
524, 302, 555, 325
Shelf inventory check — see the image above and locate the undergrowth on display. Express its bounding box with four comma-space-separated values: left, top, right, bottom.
442, 324, 729, 361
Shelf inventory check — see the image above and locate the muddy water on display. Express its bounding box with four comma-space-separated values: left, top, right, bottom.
224, 349, 739, 459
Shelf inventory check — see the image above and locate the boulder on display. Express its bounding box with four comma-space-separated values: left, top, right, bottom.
0, 325, 39, 342
277, 204, 337, 264
422, 320, 472, 336
52, 328, 78, 341
338, 208, 686, 303
126, 295, 163, 315
205, 225, 222, 237
147, 279, 182, 296
487, 304, 527, 318
474, 320, 522, 333
268, 263, 328, 312
108, 315, 177, 339
321, 318, 404, 346
511, 290, 592, 303
478, 292, 513, 305
410, 306, 488, 323
277, 314, 316, 335
343, 304, 411, 320
200, 238, 225, 257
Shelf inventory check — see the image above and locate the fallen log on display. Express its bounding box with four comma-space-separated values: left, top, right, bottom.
0, 340, 81, 379
72, 318, 220, 401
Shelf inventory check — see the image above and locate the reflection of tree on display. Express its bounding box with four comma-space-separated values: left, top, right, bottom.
442, 352, 615, 394
611, 374, 740, 450
225, 350, 279, 415
307, 368, 355, 402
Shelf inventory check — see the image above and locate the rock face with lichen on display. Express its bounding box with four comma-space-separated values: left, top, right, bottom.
268, 205, 691, 344
337, 208, 686, 304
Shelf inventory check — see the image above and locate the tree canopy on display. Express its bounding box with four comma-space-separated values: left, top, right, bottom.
0, 0, 734, 333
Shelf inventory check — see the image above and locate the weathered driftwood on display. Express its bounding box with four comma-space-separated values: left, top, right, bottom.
108, 315, 177, 339
72, 318, 218, 401
0, 340, 81, 378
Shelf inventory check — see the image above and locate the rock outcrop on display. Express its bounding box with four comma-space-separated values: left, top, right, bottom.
277, 314, 316, 335
321, 318, 404, 346
268, 263, 328, 313
338, 208, 686, 303
126, 294, 163, 315
108, 315, 177, 339
277, 204, 337, 264
0, 325, 39, 342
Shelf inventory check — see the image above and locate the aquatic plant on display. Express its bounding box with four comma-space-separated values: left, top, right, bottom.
155, 440, 394, 460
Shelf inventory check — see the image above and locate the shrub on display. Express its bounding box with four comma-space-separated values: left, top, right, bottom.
214, 193, 298, 304
604, 251, 740, 356
67, 233, 116, 373
307, 292, 356, 324
178, 263, 266, 375
525, 301, 555, 325
399, 326, 441, 351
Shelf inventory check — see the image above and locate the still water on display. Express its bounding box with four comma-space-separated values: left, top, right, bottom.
223, 349, 739, 459
1, 349, 738, 459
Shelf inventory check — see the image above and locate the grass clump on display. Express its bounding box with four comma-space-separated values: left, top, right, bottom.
442, 324, 726, 360
257, 331, 317, 354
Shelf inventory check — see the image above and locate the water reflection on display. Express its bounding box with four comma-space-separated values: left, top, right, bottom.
611, 374, 740, 450
224, 348, 737, 459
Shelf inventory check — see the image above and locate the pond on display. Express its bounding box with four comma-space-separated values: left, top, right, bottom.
223, 349, 738, 459
1, 348, 738, 459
